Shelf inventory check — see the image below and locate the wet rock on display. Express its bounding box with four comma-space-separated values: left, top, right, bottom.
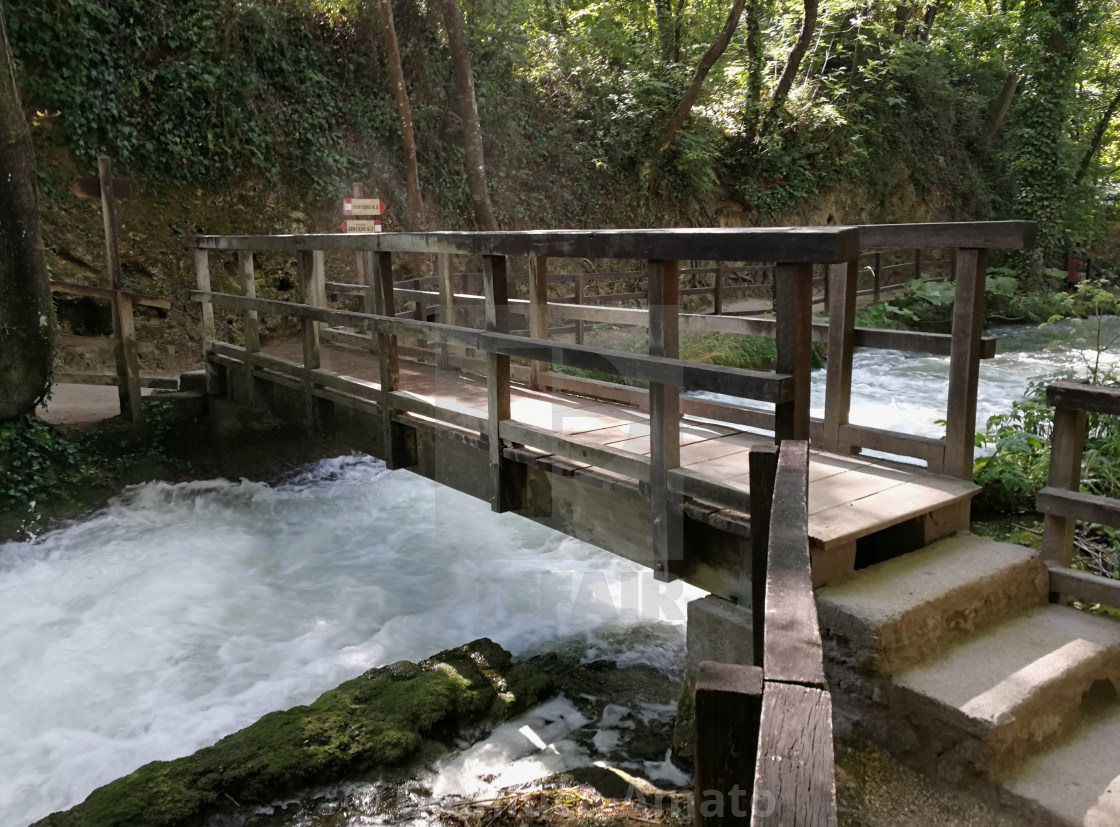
34, 639, 552, 827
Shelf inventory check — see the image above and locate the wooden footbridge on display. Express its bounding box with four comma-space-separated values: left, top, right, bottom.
183, 221, 1120, 825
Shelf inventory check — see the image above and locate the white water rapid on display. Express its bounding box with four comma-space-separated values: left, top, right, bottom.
1, 317, 1115, 825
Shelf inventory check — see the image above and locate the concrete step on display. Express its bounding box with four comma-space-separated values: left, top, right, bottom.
893, 604, 1120, 778
1002, 702, 1120, 826
817, 533, 1048, 675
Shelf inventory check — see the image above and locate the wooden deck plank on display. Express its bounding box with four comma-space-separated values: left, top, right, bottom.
808, 475, 978, 550
255, 341, 977, 555
807, 469, 912, 516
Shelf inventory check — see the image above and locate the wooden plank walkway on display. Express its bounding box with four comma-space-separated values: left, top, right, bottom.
268, 341, 978, 578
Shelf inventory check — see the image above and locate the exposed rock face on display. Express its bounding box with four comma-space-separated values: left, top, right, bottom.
35, 639, 552, 827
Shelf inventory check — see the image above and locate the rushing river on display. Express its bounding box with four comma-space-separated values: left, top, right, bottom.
1, 318, 1116, 825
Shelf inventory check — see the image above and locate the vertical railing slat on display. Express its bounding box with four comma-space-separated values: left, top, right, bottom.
1041, 405, 1087, 576
822, 260, 858, 453
528, 256, 549, 390
238, 250, 260, 407
483, 254, 523, 512
648, 258, 683, 582
773, 263, 813, 442
944, 248, 987, 479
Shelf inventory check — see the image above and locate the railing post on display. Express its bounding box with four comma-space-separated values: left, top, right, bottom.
1041, 404, 1087, 579
574, 271, 585, 344
693, 662, 763, 827
944, 248, 987, 479
238, 250, 260, 407
914, 248, 923, 280
296, 250, 324, 431
362, 251, 378, 355
193, 247, 221, 396
748, 444, 778, 665
873, 251, 882, 303
648, 259, 683, 581
528, 256, 550, 390
713, 263, 724, 316
822, 260, 858, 453
374, 251, 406, 468
438, 253, 455, 369
483, 254, 525, 512
773, 263, 813, 442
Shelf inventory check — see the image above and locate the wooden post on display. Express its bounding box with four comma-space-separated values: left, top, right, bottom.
1041, 405, 1087, 576
648, 259, 683, 582
483, 254, 524, 512
352, 182, 369, 316
873, 251, 882, 303
374, 251, 405, 468
693, 662, 763, 827
822, 260, 858, 452
528, 256, 550, 389
773, 263, 813, 442
574, 271, 585, 344
944, 248, 987, 479
713, 263, 724, 316
362, 251, 378, 355
438, 254, 455, 369
748, 445, 778, 666
193, 247, 219, 395
238, 250, 260, 407
98, 156, 142, 425
297, 250, 323, 431
821, 262, 830, 308
914, 248, 923, 280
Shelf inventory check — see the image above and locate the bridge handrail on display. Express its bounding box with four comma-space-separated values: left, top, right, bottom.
694, 441, 838, 825
1037, 380, 1120, 609
192, 229, 840, 578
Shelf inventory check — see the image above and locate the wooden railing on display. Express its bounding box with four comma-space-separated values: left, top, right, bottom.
694, 441, 837, 825
1037, 380, 1120, 609
192, 228, 857, 580
195, 221, 1035, 481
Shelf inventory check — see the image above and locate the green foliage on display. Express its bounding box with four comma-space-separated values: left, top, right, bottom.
7, 0, 394, 196
0, 400, 180, 515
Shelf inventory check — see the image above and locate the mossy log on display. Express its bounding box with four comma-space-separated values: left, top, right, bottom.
36, 639, 552, 827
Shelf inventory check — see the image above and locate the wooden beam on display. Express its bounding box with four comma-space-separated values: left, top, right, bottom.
484, 255, 524, 512
114, 291, 143, 425
773, 263, 813, 442
374, 251, 406, 467
858, 220, 1036, 250
438, 254, 456, 369
55, 372, 178, 390
49, 281, 170, 310
238, 251, 259, 406
749, 445, 779, 666
528, 256, 549, 389
193, 291, 794, 402
648, 259, 684, 581
822, 261, 857, 451
1047, 566, 1120, 609
1046, 380, 1120, 416
1038, 486, 1120, 530
189, 226, 862, 263
694, 662, 764, 826
762, 441, 825, 687
751, 683, 837, 827
943, 249, 987, 479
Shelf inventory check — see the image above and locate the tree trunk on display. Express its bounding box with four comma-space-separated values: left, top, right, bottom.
744, 0, 762, 136
756, 0, 819, 142
649, 0, 746, 182
378, 0, 424, 232
1077, 86, 1120, 183
979, 72, 1018, 148
436, 0, 498, 231
0, 0, 52, 420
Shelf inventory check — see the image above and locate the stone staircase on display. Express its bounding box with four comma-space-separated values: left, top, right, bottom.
816, 533, 1120, 826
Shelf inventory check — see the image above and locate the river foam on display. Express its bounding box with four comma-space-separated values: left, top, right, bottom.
0, 456, 700, 826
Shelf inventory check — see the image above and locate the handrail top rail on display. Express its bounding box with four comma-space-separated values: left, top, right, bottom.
1046, 380, 1120, 415
858, 220, 1037, 250
189, 227, 860, 263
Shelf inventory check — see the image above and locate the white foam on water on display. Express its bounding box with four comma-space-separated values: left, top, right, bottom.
0, 455, 701, 826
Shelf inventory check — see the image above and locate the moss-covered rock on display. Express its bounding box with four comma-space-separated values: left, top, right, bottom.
35, 639, 552, 827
